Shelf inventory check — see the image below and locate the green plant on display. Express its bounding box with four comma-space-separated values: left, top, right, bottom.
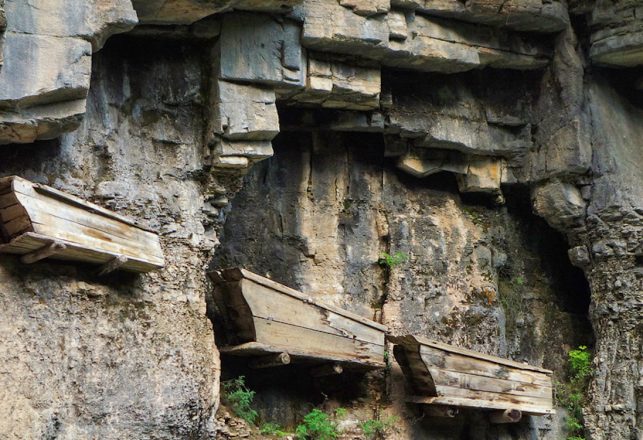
221, 376, 258, 425
360, 416, 400, 439
555, 345, 593, 440
334, 407, 348, 418
378, 252, 408, 269
512, 276, 525, 286
295, 409, 339, 440
260, 422, 288, 437
569, 345, 591, 382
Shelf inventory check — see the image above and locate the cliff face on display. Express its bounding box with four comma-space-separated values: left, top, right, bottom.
0, 1, 641, 440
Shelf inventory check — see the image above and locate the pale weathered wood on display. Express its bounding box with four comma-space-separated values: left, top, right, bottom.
210, 268, 387, 370
419, 345, 552, 387
98, 255, 129, 276
0, 176, 164, 273
391, 335, 554, 416
21, 241, 66, 264
249, 352, 291, 369
220, 268, 387, 331
489, 409, 522, 424
254, 318, 384, 363
310, 363, 343, 377
241, 278, 384, 345
423, 405, 459, 418
407, 395, 554, 415
219, 342, 384, 369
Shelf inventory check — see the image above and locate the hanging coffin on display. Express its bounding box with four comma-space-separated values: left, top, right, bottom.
390, 335, 555, 418
0, 176, 164, 273
209, 268, 387, 370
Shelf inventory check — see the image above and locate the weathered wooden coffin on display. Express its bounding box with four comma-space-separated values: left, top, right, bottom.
390, 335, 555, 416
0, 176, 164, 273
209, 268, 387, 370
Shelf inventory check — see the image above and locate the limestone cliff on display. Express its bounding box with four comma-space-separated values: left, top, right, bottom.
0, 1, 640, 439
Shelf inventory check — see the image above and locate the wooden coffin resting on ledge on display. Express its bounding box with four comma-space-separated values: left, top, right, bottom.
0, 176, 164, 273
209, 268, 387, 370
390, 335, 554, 417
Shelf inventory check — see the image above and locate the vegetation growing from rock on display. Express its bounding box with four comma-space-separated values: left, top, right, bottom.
377, 251, 408, 269
556, 345, 592, 440
295, 408, 343, 440
221, 376, 258, 425
360, 415, 400, 439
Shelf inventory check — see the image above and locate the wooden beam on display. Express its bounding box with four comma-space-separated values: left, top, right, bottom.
310, 363, 343, 377
98, 255, 129, 276
21, 241, 66, 264
249, 352, 290, 369
489, 409, 522, 424
423, 405, 459, 418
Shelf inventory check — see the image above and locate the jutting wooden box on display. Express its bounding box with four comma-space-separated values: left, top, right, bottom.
0, 176, 164, 273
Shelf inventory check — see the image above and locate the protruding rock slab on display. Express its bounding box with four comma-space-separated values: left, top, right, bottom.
217, 12, 304, 87
285, 56, 381, 110
299, 0, 550, 73
392, 0, 569, 33
132, 0, 301, 24
0, 0, 137, 144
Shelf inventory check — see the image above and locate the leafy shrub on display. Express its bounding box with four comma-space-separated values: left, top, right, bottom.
555, 345, 593, 440
569, 345, 591, 382
295, 409, 339, 440
260, 422, 288, 437
221, 376, 258, 424
361, 416, 400, 439
378, 252, 408, 269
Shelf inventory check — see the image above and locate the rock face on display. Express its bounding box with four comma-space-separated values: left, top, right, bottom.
0, 37, 221, 438
0, 0, 641, 439
0, 0, 137, 145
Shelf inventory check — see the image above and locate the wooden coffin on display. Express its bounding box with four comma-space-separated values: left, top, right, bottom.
0, 176, 164, 273
390, 335, 554, 416
209, 268, 387, 370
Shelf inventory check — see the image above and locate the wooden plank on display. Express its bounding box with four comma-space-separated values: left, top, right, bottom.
0, 204, 27, 222
14, 192, 162, 256
0, 192, 19, 209
220, 342, 384, 369
427, 367, 552, 399
9, 176, 155, 232
420, 345, 552, 387
220, 268, 387, 332
28, 219, 164, 267
3, 215, 32, 237
241, 278, 385, 346
0, 233, 162, 272
21, 241, 66, 264
254, 318, 385, 366
98, 255, 129, 275
432, 385, 553, 410
408, 395, 554, 415
411, 335, 552, 374
249, 352, 290, 369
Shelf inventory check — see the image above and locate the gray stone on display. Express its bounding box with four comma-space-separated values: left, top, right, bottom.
531, 180, 586, 232
210, 80, 280, 141
217, 12, 304, 88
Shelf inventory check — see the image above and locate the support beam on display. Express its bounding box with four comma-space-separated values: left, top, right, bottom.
98, 255, 129, 276
249, 352, 290, 369
21, 241, 66, 264
489, 409, 522, 424
424, 405, 459, 418
310, 363, 343, 377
